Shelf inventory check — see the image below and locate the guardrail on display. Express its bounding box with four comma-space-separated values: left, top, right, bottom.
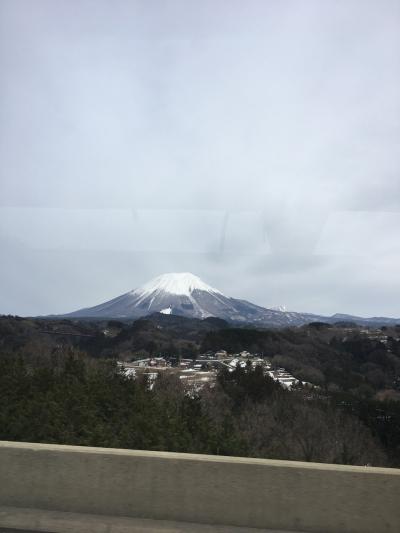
0, 441, 399, 532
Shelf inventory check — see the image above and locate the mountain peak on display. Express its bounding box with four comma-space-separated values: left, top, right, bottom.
132, 272, 224, 298
60, 271, 400, 327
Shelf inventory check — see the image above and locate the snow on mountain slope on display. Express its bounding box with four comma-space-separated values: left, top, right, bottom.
132, 272, 223, 298
271, 305, 287, 312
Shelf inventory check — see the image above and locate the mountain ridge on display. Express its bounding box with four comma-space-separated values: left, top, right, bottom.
59, 272, 400, 327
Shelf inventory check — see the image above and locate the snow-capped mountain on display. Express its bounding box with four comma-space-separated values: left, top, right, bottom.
60, 272, 399, 327
63, 272, 273, 322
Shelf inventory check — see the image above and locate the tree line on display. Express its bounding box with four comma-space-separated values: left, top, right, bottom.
0, 348, 394, 467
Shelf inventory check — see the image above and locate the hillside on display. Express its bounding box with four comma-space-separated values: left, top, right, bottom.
1, 314, 400, 466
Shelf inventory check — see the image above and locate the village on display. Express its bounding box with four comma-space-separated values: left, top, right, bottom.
117, 350, 313, 391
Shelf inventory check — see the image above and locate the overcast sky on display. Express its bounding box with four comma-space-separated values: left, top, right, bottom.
1, 0, 399, 317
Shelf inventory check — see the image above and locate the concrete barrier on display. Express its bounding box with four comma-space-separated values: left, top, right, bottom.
0, 441, 399, 533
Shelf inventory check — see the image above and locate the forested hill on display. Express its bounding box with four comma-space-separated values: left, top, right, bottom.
1, 314, 400, 466
2, 314, 399, 398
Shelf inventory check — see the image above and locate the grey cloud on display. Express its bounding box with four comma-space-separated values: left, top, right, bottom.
0, 0, 399, 317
